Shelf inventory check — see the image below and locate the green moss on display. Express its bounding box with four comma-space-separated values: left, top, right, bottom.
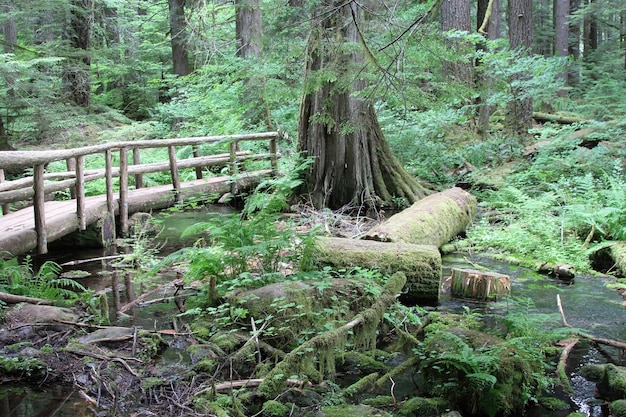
343, 372, 379, 399
361, 395, 395, 407
610, 400, 626, 417
538, 397, 569, 410
261, 400, 288, 416
398, 396, 449, 417
141, 377, 165, 389
322, 404, 392, 417
599, 364, 626, 401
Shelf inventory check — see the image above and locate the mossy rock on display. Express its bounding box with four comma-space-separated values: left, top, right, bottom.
597, 364, 626, 401
261, 399, 289, 416
578, 364, 605, 382
610, 399, 626, 417
397, 396, 449, 417
322, 404, 392, 417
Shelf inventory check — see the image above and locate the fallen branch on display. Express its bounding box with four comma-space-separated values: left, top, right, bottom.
557, 294, 626, 349
118, 276, 184, 313
556, 338, 578, 393
0, 291, 53, 305
66, 348, 142, 376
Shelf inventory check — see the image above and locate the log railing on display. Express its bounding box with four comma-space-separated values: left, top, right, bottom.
0, 132, 279, 254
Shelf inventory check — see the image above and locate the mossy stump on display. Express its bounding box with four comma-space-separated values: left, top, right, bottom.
449, 268, 511, 301
363, 187, 477, 248
315, 237, 442, 301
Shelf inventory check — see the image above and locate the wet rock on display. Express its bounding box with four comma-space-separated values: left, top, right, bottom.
6, 303, 79, 330
597, 364, 626, 401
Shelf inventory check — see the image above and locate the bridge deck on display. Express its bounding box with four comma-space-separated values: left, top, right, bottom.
0, 171, 267, 258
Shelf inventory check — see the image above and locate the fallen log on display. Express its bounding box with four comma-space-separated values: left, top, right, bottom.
0, 291, 53, 305
363, 187, 476, 248
315, 237, 441, 301
449, 268, 511, 301
533, 112, 587, 124
610, 242, 626, 277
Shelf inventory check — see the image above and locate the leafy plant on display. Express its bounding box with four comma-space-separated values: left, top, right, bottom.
0, 257, 86, 303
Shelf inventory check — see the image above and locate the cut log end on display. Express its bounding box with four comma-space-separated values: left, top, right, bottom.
449, 268, 511, 301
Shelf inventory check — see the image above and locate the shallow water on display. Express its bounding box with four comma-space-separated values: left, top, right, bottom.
2, 218, 624, 416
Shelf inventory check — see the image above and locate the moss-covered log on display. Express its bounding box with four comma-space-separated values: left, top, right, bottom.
257, 272, 407, 398
611, 242, 626, 277
315, 237, 442, 301
363, 187, 477, 248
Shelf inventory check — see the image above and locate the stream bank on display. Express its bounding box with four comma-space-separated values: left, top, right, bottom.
1, 239, 624, 416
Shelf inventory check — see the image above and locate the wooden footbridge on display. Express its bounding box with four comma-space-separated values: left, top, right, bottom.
0, 132, 279, 258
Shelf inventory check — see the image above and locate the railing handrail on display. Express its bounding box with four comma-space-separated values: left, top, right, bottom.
0, 132, 279, 170
0, 131, 280, 255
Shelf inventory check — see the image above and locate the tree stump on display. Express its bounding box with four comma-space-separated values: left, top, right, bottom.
449, 268, 511, 301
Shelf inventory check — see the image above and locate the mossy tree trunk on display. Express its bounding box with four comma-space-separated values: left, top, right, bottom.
297, 2, 428, 210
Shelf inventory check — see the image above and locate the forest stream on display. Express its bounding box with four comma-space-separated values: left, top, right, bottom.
1, 211, 625, 417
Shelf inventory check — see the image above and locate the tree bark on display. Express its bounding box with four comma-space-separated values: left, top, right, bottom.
441, 0, 473, 87
235, 0, 268, 128
476, 0, 502, 135
568, 0, 581, 85
64, 0, 92, 107
297, 2, 427, 210
506, 0, 534, 135
168, 0, 190, 76
554, 0, 570, 94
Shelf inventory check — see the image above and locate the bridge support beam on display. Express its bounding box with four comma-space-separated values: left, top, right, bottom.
33, 164, 48, 254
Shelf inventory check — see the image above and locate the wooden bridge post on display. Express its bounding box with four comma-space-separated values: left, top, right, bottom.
119, 147, 129, 237
192, 146, 203, 179
0, 169, 9, 215
66, 158, 77, 199
33, 163, 48, 254
229, 140, 239, 195
75, 155, 86, 230
167, 145, 182, 203
133, 148, 143, 189
269, 137, 278, 174
105, 149, 117, 242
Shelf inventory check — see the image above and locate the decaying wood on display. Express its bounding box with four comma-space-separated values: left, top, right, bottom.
118, 276, 184, 313
315, 237, 441, 301
364, 187, 477, 248
556, 338, 578, 393
610, 242, 626, 276
257, 272, 407, 397
0, 291, 53, 305
533, 112, 587, 124
449, 268, 511, 301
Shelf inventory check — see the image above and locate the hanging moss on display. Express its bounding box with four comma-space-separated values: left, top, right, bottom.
257, 272, 406, 398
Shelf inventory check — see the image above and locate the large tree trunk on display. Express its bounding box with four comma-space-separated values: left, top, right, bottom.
554, 0, 570, 95
441, 0, 473, 87
235, 0, 268, 128
568, 0, 581, 85
64, 0, 92, 107
505, 0, 534, 135
477, 0, 502, 135
297, 2, 427, 210
168, 0, 190, 76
